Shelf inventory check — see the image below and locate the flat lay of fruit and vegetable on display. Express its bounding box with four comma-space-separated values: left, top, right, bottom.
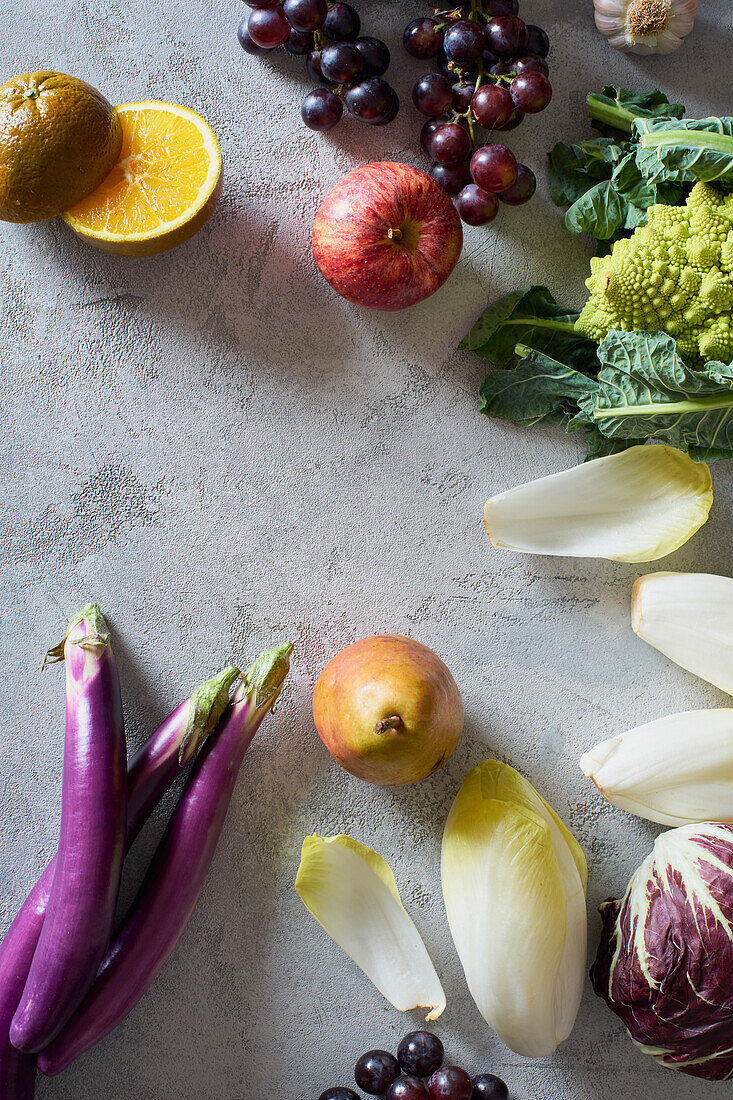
4, 0, 733, 1096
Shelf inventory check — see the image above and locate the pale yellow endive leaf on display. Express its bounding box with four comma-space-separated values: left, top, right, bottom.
633, 571, 733, 694
581, 709, 733, 826
442, 760, 587, 1057
295, 834, 446, 1021
484, 445, 712, 562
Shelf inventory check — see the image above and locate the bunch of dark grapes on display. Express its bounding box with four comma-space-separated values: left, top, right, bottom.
404, 0, 551, 224
238, 0, 399, 131
318, 1030, 510, 1099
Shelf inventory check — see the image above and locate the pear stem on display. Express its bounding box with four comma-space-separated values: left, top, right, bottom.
374, 715, 402, 735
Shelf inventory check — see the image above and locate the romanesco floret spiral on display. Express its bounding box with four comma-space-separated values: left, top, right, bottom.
577, 183, 733, 363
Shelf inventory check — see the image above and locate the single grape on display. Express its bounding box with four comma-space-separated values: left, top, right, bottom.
285, 28, 314, 53
457, 184, 499, 225
371, 89, 400, 124
387, 1077, 431, 1100
451, 81, 474, 112
403, 17, 443, 59
355, 1051, 401, 1095
512, 52, 549, 75
427, 1066, 474, 1100
481, 0, 518, 13
412, 72, 453, 117
283, 0, 326, 32
301, 87, 343, 130
429, 122, 472, 165
320, 41, 364, 82
482, 47, 499, 67
241, 0, 279, 8
494, 105, 524, 129
470, 84, 513, 128
526, 23, 550, 57
345, 77, 396, 123
510, 71, 552, 112
247, 4, 291, 47
485, 15, 529, 57
354, 36, 390, 75
420, 116, 443, 153
498, 162, 536, 204
323, 1, 360, 41
471, 1074, 509, 1100
306, 48, 330, 82
318, 1091, 361, 1100
430, 161, 471, 195
443, 20, 485, 63
238, 17, 269, 54
489, 60, 513, 76
397, 1031, 445, 1077
470, 142, 517, 191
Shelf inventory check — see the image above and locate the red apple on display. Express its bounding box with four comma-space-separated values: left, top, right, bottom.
313, 634, 464, 786
312, 161, 463, 311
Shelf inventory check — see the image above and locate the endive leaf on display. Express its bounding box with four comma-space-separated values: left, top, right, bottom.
441, 760, 587, 1057
633, 571, 733, 695
295, 834, 446, 1021
483, 444, 712, 562
580, 710, 733, 826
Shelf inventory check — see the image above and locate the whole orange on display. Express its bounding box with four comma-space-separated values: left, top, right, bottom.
0, 72, 122, 223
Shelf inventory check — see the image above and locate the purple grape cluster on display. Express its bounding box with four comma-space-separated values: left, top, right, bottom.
238, 0, 399, 130
404, 0, 551, 224
318, 1031, 510, 1100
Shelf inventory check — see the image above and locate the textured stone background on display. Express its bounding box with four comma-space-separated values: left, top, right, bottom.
2, 1, 733, 1097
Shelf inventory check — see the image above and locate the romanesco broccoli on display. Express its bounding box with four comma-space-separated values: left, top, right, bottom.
576, 183, 733, 363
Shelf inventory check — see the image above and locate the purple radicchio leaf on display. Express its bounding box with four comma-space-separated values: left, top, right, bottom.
591, 823, 733, 1081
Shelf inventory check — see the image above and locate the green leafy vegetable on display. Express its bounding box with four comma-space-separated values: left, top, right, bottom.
548, 127, 686, 244
467, 290, 733, 460
579, 331, 733, 461
587, 87, 685, 137
635, 116, 733, 188
460, 286, 592, 370
479, 344, 596, 428
564, 179, 628, 240
550, 86, 733, 244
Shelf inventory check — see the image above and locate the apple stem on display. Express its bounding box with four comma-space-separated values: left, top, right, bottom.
386, 227, 403, 242
374, 715, 402, 735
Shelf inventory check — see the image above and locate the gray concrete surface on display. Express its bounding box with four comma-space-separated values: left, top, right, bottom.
2, 1, 733, 1096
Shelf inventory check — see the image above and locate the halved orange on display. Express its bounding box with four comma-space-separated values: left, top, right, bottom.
63, 101, 222, 257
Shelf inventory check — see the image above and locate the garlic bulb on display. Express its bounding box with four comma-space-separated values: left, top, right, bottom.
594, 0, 697, 54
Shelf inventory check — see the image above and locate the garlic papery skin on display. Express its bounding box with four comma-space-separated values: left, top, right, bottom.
594, 0, 698, 54
633, 572, 733, 695
580, 710, 733, 826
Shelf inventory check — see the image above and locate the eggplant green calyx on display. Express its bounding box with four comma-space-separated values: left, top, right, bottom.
178, 665, 240, 764
236, 642, 293, 711
43, 602, 110, 668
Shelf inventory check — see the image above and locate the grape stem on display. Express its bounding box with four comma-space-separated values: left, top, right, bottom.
439, 0, 516, 143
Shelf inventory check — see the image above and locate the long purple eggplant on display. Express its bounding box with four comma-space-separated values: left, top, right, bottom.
0, 657, 238, 1099
39, 642, 292, 1077
10, 604, 127, 1055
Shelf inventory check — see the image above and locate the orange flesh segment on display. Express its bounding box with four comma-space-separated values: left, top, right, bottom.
66, 105, 214, 235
